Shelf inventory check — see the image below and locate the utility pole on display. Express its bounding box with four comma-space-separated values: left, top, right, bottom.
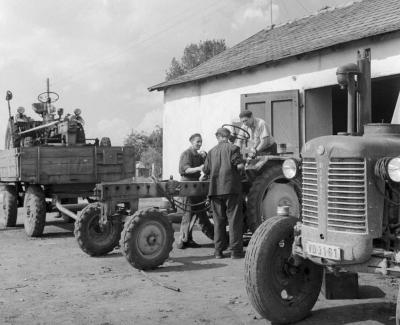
270, 0, 273, 26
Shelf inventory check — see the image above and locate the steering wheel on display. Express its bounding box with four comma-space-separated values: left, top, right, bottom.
38, 91, 59, 104
222, 124, 250, 141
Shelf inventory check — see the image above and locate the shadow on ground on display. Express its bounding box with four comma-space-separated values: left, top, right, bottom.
298, 302, 396, 325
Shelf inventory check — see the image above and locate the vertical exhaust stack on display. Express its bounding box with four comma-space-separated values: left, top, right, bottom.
336, 48, 371, 135
357, 49, 372, 134
336, 63, 361, 135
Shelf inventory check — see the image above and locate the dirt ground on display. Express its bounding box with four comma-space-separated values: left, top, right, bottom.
0, 199, 399, 325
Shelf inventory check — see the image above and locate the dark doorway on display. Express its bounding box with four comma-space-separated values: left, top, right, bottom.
331, 74, 400, 134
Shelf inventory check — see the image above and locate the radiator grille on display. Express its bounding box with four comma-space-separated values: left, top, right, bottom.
302, 157, 318, 228
327, 158, 367, 233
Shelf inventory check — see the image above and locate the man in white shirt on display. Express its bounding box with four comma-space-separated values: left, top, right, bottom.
234, 110, 277, 157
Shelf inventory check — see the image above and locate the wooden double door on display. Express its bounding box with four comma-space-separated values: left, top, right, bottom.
241, 90, 300, 155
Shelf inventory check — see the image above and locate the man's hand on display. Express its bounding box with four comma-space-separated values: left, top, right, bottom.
248, 147, 257, 159
199, 150, 207, 159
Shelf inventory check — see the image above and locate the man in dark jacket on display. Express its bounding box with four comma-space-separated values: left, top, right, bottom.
203, 127, 245, 259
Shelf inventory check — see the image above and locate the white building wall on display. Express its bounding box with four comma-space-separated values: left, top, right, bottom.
163, 35, 400, 179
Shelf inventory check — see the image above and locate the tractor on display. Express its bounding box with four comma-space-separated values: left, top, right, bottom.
68, 120, 301, 270
244, 49, 400, 324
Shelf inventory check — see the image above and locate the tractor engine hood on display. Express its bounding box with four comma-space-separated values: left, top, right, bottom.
303, 124, 400, 159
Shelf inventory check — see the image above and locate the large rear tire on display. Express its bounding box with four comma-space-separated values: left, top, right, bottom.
74, 202, 122, 256
1, 185, 18, 227
247, 164, 301, 230
23, 185, 46, 237
244, 216, 323, 324
120, 208, 174, 270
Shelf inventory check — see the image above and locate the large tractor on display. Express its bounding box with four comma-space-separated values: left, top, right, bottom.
244, 49, 400, 324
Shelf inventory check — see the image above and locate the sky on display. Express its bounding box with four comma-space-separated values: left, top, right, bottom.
0, 0, 353, 145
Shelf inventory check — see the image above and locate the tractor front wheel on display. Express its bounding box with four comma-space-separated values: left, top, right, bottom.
1, 185, 18, 227
120, 208, 174, 270
74, 202, 122, 256
23, 185, 46, 237
244, 216, 323, 324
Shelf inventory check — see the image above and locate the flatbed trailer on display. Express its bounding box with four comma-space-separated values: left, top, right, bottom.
72, 176, 251, 270
0, 145, 136, 236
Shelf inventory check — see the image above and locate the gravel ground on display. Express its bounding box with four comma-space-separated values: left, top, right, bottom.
0, 199, 398, 325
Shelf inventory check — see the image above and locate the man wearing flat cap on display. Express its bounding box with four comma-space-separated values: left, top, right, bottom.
235, 110, 276, 157
203, 127, 245, 259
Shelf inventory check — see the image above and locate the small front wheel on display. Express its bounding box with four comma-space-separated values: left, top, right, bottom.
120, 208, 174, 270
244, 216, 323, 324
74, 202, 122, 256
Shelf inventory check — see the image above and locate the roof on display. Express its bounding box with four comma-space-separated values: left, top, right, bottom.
149, 0, 400, 91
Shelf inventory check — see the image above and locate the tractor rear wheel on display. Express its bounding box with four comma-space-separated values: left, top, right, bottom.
120, 208, 174, 270
244, 216, 323, 324
1, 185, 18, 227
74, 202, 122, 256
23, 185, 46, 237
247, 164, 301, 231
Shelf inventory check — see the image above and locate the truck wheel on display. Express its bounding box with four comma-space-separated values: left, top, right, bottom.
244, 216, 323, 324
23, 185, 46, 237
120, 208, 174, 270
74, 203, 122, 256
1, 185, 18, 227
247, 164, 301, 230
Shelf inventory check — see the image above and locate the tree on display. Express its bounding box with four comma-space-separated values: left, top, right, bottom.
124, 126, 163, 177
124, 130, 149, 158
165, 39, 227, 81
165, 57, 185, 81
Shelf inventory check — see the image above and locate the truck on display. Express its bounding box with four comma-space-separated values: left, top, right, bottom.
244, 49, 400, 324
0, 80, 136, 240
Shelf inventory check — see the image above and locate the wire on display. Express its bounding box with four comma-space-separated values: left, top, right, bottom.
294, 0, 311, 15
54, 0, 229, 88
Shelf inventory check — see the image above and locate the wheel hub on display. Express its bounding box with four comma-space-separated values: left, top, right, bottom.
137, 222, 165, 256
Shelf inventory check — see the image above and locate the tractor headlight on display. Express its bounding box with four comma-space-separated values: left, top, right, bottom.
282, 159, 298, 179
388, 157, 400, 182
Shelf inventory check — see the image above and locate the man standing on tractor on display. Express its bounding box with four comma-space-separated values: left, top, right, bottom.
176, 133, 210, 249
203, 127, 245, 259
235, 110, 276, 157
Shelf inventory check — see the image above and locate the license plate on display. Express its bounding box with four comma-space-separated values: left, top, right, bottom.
306, 242, 341, 260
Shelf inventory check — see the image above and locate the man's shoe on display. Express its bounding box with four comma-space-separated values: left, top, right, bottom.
231, 251, 244, 259
215, 250, 225, 259
186, 240, 201, 248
